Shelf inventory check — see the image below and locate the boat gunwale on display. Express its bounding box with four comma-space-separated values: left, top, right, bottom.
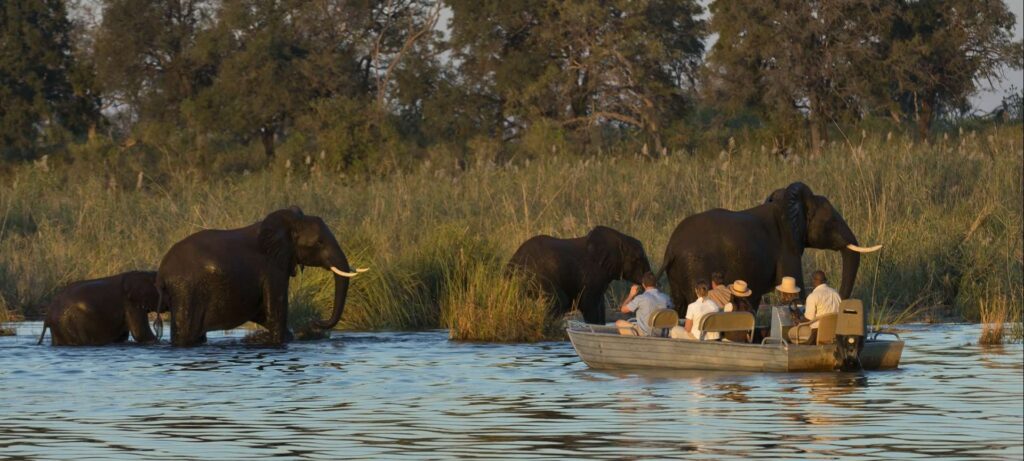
566, 325, 905, 372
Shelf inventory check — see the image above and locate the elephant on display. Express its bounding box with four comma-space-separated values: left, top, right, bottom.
156, 207, 368, 347
507, 226, 652, 324
659, 182, 882, 310
37, 271, 160, 346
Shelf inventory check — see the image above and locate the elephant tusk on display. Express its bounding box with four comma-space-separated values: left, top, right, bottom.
846, 243, 883, 253
356, 267, 370, 273
331, 266, 360, 277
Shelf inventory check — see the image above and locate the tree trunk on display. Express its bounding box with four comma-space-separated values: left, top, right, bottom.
809, 115, 822, 156
260, 127, 275, 159
917, 96, 934, 140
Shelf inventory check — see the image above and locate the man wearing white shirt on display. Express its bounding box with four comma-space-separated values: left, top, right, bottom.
803, 270, 841, 330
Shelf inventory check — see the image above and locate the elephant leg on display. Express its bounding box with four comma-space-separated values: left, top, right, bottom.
125, 303, 156, 344
667, 270, 690, 315
170, 285, 207, 347
577, 289, 606, 325
260, 274, 289, 345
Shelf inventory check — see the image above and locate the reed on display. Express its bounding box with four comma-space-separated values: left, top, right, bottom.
440, 257, 560, 342
0, 126, 1020, 342
0, 294, 16, 336
978, 295, 1022, 345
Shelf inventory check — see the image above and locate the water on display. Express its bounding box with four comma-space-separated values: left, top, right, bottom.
1, 323, 1021, 460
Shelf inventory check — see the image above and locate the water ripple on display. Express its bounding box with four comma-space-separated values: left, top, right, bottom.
1, 322, 1021, 460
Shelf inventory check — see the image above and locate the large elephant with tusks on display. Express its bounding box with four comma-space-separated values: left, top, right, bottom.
660, 182, 882, 309
157, 207, 368, 346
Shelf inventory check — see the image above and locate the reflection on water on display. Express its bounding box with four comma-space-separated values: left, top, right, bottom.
1, 323, 1021, 459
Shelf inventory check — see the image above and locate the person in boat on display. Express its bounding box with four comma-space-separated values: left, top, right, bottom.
615, 272, 673, 336
794, 270, 842, 343
722, 280, 754, 342
674, 279, 721, 340
723, 280, 753, 313
707, 272, 732, 309
775, 275, 803, 325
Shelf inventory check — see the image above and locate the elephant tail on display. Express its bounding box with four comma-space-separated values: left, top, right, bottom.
37, 320, 48, 345
153, 280, 167, 341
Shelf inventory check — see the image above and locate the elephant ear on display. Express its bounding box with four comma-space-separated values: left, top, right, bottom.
258, 207, 304, 276
586, 227, 622, 276
780, 182, 814, 251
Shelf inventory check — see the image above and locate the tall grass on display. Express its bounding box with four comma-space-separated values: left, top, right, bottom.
979, 295, 1023, 345
0, 294, 15, 335
440, 258, 560, 342
0, 126, 1020, 341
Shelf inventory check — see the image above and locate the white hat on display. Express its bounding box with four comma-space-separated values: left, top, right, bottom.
775, 276, 801, 294
729, 280, 752, 297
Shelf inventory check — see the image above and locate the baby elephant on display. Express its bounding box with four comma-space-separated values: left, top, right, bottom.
38, 271, 161, 346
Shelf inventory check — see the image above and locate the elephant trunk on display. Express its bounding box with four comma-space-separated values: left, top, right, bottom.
839, 248, 860, 300
314, 252, 352, 330
836, 222, 861, 299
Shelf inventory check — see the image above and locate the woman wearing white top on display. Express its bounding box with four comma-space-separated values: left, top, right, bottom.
671, 279, 721, 340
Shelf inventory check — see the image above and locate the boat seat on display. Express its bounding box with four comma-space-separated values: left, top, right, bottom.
644, 309, 679, 337
698, 311, 755, 342
788, 313, 838, 345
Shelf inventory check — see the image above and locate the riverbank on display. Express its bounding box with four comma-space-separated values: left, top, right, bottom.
1, 127, 1021, 341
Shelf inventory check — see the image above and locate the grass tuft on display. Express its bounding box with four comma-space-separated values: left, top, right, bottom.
440, 258, 561, 342
1, 126, 1021, 341
979, 296, 1022, 345
0, 294, 16, 336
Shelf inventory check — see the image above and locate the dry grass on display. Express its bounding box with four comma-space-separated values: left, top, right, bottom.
440, 258, 561, 342
0, 294, 16, 336
979, 296, 1022, 345
0, 126, 1021, 341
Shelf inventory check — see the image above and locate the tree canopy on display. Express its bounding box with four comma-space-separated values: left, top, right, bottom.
1, 0, 1020, 165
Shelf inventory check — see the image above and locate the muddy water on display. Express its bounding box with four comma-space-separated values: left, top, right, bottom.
1, 323, 1021, 460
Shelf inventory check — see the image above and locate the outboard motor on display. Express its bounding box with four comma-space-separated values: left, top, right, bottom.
834, 299, 866, 371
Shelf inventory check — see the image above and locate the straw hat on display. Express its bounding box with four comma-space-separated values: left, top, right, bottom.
775, 276, 801, 294
729, 280, 752, 297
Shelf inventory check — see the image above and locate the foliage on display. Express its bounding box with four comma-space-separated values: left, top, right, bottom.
447, 0, 706, 152
1, 127, 1020, 342
0, 0, 98, 161
885, 0, 1021, 136
706, 0, 890, 153
440, 256, 560, 343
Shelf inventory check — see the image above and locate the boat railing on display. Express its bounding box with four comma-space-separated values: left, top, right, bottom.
870, 330, 901, 341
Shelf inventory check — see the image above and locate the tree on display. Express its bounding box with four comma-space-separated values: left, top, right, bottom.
188, 0, 315, 158
93, 0, 216, 129
0, 0, 97, 160
447, 0, 706, 152
885, 0, 1021, 137
706, 0, 888, 153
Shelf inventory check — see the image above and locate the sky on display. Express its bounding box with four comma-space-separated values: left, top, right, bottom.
75, 0, 1022, 112
972, 0, 1024, 111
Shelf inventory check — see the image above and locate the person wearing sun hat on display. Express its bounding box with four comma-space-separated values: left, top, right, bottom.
775, 275, 803, 326
775, 276, 801, 304
722, 279, 755, 342
723, 280, 753, 313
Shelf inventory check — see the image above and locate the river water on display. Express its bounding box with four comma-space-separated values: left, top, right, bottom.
1, 322, 1021, 460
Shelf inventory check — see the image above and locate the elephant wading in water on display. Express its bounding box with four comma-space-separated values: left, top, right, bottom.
660, 182, 882, 309
508, 226, 652, 324
157, 207, 368, 346
37, 271, 160, 346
